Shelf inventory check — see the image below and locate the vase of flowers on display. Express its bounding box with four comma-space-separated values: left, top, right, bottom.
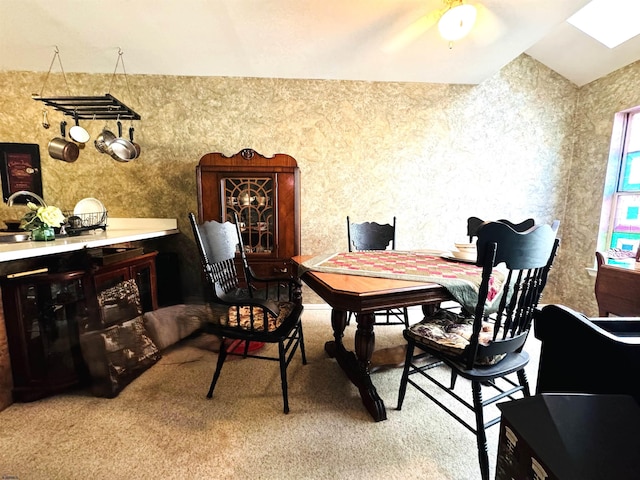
21, 202, 66, 242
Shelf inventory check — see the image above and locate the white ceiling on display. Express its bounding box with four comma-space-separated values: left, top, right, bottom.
0, 0, 639, 87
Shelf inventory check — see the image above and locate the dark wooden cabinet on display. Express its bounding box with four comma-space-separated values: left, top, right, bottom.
1, 251, 159, 401
0, 270, 90, 401
197, 148, 300, 278
85, 251, 158, 332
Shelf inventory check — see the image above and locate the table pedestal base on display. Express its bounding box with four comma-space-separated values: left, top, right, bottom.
325, 309, 387, 422
325, 340, 387, 421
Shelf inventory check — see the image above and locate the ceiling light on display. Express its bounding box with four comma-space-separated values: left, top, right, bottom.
438, 0, 477, 46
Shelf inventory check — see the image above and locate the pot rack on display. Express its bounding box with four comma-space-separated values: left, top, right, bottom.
32, 47, 141, 121
32, 93, 140, 120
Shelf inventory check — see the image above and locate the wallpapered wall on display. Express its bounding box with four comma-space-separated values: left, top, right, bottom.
554, 60, 640, 313
0, 54, 638, 314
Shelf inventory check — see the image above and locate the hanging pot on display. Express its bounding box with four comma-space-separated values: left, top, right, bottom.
68, 112, 90, 144
48, 121, 79, 162
129, 125, 141, 159
107, 120, 137, 162
94, 127, 116, 154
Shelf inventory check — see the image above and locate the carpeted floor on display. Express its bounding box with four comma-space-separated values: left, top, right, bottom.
0, 306, 541, 480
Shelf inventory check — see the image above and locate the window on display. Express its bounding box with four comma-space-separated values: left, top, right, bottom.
604, 109, 640, 254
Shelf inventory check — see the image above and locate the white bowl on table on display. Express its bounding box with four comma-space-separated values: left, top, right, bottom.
452, 250, 476, 261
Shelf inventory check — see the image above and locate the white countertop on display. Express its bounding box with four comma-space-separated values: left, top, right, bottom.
0, 218, 179, 263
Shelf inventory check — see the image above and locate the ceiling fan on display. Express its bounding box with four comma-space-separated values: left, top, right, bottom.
383, 0, 503, 53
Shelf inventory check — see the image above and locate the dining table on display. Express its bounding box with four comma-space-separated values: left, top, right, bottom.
291, 250, 498, 422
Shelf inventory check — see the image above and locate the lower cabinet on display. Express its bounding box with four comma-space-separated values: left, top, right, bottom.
0, 271, 90, 402
85, 251, 158, 332
0, 251, 158, 402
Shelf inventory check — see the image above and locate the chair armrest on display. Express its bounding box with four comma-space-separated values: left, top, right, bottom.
246, 265, 301, 285
245, 267, 301, 302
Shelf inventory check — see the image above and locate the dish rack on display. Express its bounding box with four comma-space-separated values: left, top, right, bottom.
62, 210, 108, 236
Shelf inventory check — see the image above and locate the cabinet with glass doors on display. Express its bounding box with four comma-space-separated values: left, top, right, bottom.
196, 148, 300, 280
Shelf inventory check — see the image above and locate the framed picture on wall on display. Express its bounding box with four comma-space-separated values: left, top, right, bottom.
0, 143, 43, 204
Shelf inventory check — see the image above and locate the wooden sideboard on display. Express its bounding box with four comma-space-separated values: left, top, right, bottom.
594, 252, 640, 316
0, 251, 158, 402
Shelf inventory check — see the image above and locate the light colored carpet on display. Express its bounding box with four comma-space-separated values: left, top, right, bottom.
0, 306, 541, 480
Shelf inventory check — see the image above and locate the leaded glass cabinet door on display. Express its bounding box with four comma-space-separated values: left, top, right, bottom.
196, 149, 300, 280
224, 176, 275, 255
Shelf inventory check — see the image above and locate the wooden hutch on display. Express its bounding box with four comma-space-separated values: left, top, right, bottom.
196, 148, 301, 279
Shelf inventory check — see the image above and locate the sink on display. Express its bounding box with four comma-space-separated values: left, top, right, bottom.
0, 232, 31, 243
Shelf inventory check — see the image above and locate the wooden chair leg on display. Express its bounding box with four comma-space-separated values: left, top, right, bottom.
450, 370, 458, 389
396, 340, 416, 410
472, 381, 490, 480
207, 345, 228, 398
278, 341, 290, 414
516, 369, 531, 397
297, 324, 308, 365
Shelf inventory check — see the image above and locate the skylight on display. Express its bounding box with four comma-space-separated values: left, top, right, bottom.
567, 0, 640, 49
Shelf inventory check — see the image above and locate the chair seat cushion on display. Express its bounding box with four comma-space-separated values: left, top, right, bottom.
227, 302, 294, 332
406, 309, 505, 366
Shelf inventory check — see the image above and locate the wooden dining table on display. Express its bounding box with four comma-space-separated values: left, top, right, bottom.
291, 253, 455, 422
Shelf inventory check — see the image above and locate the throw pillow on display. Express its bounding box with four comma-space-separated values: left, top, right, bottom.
97, 278, 143, 328
80, 315, 161, 398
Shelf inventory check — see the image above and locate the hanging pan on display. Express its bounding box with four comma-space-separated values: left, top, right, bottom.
68, 111, 90, 145
48, 121, 79, 162
94, 120, 117, 154
129, 125, 141, 159
107, 120, 137, 162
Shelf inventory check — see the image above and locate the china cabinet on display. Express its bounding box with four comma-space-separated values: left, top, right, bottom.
196, 148, 301, 279
1, 270, 90, 401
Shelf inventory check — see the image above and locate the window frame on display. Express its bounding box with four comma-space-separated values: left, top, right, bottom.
599, 107, 640, 256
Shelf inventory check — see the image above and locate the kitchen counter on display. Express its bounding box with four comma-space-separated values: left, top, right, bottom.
0, 217, 180, 413
0, 217, 179, 263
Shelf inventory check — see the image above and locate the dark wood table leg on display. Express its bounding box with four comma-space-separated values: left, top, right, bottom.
325, 309, 387, 422
422, 303, 439, 316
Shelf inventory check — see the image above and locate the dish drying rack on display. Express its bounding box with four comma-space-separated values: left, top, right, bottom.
62, 210, 108, 236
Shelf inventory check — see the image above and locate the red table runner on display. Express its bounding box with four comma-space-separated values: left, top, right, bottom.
301, 251, 506, 312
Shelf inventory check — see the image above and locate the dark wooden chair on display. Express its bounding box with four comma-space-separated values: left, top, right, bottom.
466, 216, 536, 242
397, 221, 560, 480
594, 251, 640, 317
188, 212, 307, 414
346, 216, 409, 328
535, 304, 640, 403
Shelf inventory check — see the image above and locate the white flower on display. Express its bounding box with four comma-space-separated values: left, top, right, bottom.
21, 203, 66, 229
37, 206, 66, 228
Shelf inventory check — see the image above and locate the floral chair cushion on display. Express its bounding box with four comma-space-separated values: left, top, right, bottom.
226, 302, 294, 332
406, 309, 505, 366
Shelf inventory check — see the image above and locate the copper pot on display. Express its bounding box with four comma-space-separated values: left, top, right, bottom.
48, 121, 79, 162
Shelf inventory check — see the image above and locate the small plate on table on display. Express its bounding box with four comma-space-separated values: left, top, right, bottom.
73, 197, 107, 227
440, 253, 476, 264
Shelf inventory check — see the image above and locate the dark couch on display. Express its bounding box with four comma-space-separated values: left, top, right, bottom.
534, 304, 640, 403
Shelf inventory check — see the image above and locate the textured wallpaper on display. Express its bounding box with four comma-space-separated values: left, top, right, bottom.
0, 54, 638, 314
554, 60, 640, 314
